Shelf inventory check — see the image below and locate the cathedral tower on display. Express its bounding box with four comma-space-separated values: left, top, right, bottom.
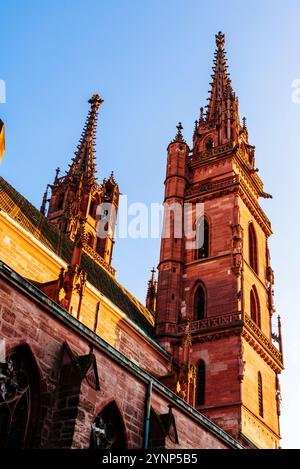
155, 32, 283, 449
41, 95, 119, 266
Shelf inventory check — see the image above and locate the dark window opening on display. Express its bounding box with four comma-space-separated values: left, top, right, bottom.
249, 223, 258, 273
196, 360, 206, 406
194, 285, 205, 320
89, 200, 96, 218
250, 286, 261, 328
205, 138, 214, 150
0, 346, 40, 449
90, 402, 127, 449
258, 372, 264, 418
57, 192, 65, 210
196, 218, 209, 259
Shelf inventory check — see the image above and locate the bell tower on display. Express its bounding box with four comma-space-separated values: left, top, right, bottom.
41, 95, 119, 267
155, 32, 284, 449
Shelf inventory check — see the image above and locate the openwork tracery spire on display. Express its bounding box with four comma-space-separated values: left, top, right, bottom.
67, 94, 104, 182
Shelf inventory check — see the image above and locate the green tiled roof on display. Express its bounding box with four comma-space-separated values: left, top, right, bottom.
0, 176, 154, 336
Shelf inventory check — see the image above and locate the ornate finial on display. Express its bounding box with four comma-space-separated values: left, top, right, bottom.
242, 116, 247, 130
54, 167, 60, 183
173, 122, 185, 143
40, 184, 50, 215
88, 94, 104, 109
177, 122, 183, 133
146, 267, 157, 313
215, 31, 225, 50
193, 120, 198, 139
199, 107, 204, 123
75, 216, 87, 248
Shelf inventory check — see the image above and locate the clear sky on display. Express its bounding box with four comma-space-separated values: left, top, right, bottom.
1, 0, 299, 448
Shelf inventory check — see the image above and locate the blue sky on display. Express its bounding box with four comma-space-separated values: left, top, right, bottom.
1, 0, 300, 448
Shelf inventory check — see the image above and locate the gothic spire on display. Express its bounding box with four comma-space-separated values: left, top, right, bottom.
66, 94, 104, 182
205, 32, 235, 127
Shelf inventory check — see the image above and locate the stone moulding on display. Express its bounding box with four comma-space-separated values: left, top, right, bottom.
176, 312, 283, 372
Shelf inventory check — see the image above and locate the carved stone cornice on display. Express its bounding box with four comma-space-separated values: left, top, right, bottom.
175, 312, 283, 373
185, 175, 239, 198
185, 184, 239, 205
243, 314, 283, 372
238, 182, 272, 236
178, 312, 243, 334
184, 172, 272, 237
190, 326, 242, 344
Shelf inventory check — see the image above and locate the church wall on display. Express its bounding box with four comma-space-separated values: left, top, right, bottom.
189, 334, 241, 439
238, 199, 271, 338
151, 393, 228, 449
0, 211, 171, 379
0, 272, 235, 449
241, 339, 280, 448
184, 192, 238, 318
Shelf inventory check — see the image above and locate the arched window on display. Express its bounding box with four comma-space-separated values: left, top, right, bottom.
249, 223, 258, 273
0, 345, 40, 449
194, 285, 205, 320
89, 200, 96, 218
90, 402, 127, 449
57, 192, 65, 210
196, 360, 206, 406
258, 372, 264, 418
250, 286, 261, 328
196, 217, 209, 259
205, 138, 214, 150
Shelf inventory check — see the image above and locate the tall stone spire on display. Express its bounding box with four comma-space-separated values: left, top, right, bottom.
194, 32, 240, 148
66, 94, 104, 183
205, 32, 235, 126
45, 94, 119, 270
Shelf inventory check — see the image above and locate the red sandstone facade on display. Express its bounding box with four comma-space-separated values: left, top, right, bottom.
0, 32, 283, 449
156, 32, 283, 448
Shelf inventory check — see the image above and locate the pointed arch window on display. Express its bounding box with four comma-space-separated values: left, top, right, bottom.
57, 192, 65, 210
89, 200, 96, 218
0, 346, 40, 449
258, 372, 264, 418
196, 217, 209, 259
250, 286, 261, 328
90, 402, 127, 449
194, 285, 206, 320
205, 137, 214, 150
249, 223, 258, 273
196, 360, 206, 406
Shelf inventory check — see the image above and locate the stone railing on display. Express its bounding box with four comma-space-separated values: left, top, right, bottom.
83, 244, 116, 276
177, 311, 242, 334
185, 175, 239, 197
191, 141, 234, 164
244, 314, 282, 363
177, 312, 283, 365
